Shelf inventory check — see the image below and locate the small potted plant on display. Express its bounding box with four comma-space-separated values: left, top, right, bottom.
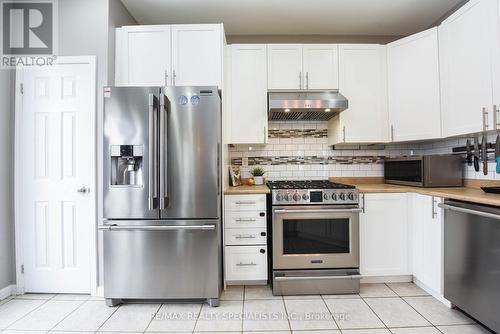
250, 167, 266, 185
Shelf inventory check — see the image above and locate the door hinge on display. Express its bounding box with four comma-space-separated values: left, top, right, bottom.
21, 264, 24, 274
20, 83, 24, 95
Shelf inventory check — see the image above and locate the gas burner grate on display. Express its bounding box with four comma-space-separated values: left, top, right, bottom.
267, 180, 356, 190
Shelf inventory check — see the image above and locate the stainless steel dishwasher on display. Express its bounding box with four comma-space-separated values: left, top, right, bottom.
439, 200, 500, 333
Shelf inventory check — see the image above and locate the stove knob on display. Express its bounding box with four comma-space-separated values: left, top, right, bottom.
276, 193, 283, 201
331, 193, 338, 201
293, 193, 301, 201
285, 193, 293, 201
302, 193, 310, 200
339, 193, 346, 201
323, 193, 331, 200
347, 192, 355, 200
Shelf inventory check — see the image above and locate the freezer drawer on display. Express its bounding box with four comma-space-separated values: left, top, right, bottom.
102, 220, 221, 300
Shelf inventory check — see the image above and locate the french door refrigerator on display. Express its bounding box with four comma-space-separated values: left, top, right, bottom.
101, 86, 221, 307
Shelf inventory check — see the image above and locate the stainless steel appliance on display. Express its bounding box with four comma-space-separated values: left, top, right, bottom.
101, 86, 222, 307
268, 180, 361, 295
439, 200, 500, 333
268, 90, 348, 121
384, 155, 463, 187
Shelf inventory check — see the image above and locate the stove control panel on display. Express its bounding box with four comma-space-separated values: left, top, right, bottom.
272, 189, 358, 205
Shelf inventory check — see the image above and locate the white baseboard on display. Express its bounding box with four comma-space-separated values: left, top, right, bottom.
361, 275, 412, 284
0, 285, 16, 300
413, 277, 452, 308
95, 286, 104, 297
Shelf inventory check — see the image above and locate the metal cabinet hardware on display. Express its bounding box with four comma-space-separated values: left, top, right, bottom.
173, 69, 177, 86
306, 72, 309, 89
361, 194, 366, 213
483, 107, 489, 131
164, 70, 169, 86
236, 262, 256, 266
391, 125, 394, 142
235, 201, 257, 205
235, 234, 256, 239
494, 105, 500, 130
343, 126, 346, 143
431, 196, 438, 219
299, 71, 302, 89
77, 186, 89, 193
439, 203, 500, 220
235, 218, 257, 222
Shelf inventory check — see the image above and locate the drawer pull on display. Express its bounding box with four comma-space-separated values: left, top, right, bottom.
235, 218, 257, 222
236, 262, 257, 266
235, 201, 257, 205
235, 234, 257, 239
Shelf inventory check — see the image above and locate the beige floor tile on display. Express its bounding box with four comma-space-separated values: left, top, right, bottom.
146, 303, 202, 332
360, 284, 397, 298
245, 285, 282, 300
324, 298, 385, 329
49, 331, 94, 334
53, 300, 117, 332
194, 300, 243, 332
52, 294, 91, 301
283, 294, 322, 300
404, 297, 475, 326
341, 330, 391, 334
98, 303, 161, 332
293, 331, 340, 334
386, 283, 429, 297
14, 294, 56, 300
437, 324, 492, 334
243, 299, 290, 331
0, 299, 46, 329
221, 286, 244, 301
390, 327, 441, 334
284, 299, 338, 330
364, 298, 430, 328
322, 294, 361, 300
8, 300, 84, 331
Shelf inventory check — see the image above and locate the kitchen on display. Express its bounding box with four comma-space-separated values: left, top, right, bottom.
1, 0, 500, 333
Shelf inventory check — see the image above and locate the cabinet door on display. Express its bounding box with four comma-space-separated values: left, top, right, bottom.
171, 24, 223, 87
229, 44, 268, 144
388, 28, 441, 141
329, 45, 389, 144
439, 0, 499, 136
360, 193, 410, 276
267, 44, 303, 89
303, 44, 339, 89
115, 25, 171, 86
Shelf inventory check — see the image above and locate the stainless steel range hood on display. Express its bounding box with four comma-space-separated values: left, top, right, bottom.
268, 90, 348, 121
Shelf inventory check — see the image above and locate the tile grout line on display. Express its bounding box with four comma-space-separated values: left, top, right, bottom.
399, 294, 439, 328
320, 293, 340, 331
241, 286, 246, 333
46, 299, 87, 332
190, 302, 203, 334
360, 294, 390, 330
280, 292, 292, 333
95, 303, 121, 333
4, 296, 52, 329
142, 303, 162, 333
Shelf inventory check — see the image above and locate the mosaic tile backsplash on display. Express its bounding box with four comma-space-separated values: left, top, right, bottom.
229, 121, 417, 180
230, 121, 500, 181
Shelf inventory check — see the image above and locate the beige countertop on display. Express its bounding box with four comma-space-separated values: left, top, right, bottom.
329, 177, 500, 207
224, 184, 270, 195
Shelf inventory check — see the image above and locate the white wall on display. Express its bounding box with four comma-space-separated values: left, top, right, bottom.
0, 70, 13, 290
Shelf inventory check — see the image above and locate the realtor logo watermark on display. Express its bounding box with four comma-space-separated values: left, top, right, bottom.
1, 0, 57, 68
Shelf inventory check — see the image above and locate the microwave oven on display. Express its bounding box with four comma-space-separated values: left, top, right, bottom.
384, 155, 463, 187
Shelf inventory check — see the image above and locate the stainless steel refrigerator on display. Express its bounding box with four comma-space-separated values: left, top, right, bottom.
101, 86, 221, 307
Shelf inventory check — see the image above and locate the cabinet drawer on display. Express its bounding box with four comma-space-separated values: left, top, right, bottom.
225, 228, 267, 245
224, 211, 266, 228
225, 195, 266, 211
225, 246, 267, 281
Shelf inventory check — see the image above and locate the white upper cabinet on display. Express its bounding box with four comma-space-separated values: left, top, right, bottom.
302, 44, 339, 89
115, 25, 171, 86
228, 44, 268, 144
171, 24, 223, 87
360, 193, 411, 277
115, 24, 224, 88
439, 0, 500, 136
387, 28, 442, 142
267, 44, 303, 89
328, 44, 389, 144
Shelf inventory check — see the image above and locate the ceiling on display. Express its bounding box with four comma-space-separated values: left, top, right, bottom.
120, 0, 466, 37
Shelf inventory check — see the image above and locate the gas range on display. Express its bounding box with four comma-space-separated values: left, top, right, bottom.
267, 180, 359, 205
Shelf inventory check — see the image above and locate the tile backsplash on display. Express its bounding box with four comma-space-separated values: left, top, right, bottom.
229, 121, 500, 181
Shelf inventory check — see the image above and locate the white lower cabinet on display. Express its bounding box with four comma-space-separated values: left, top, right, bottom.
409, 193, 444, 296
360, 193, 411, 277
224, 194, 268, 283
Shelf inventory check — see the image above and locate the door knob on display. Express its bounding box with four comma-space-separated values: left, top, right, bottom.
77, 186, 89, 193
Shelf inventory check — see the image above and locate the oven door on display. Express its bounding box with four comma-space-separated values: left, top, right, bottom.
273, 205, 360, 270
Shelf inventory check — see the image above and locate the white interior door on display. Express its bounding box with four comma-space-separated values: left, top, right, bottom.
16, 57, 96, 293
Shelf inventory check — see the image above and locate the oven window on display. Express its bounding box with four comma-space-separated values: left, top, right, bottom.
283, 218, 350, 254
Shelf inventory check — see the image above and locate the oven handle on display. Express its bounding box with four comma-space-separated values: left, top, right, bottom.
274, 208, 362, 214
274, 274, 362, 281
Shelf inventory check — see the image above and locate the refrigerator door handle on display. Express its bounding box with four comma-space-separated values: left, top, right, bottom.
159, 92, 168, 210
98, 224, 216, 231
148, 93, 157, 210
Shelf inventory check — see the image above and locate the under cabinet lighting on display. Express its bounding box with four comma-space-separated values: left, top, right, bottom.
284, 108, 290, 112
325, 108, 331, 112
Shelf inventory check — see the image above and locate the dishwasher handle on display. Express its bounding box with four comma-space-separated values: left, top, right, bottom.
438, 203, 500, 220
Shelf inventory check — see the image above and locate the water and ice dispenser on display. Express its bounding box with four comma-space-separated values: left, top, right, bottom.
110, 145, 144, 187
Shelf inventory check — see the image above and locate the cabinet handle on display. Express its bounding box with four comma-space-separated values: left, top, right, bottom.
235, 234, 256, 239
236, 262, 256, 266
235, 218, 256, 222
264, 126, 266, 143
391, 125, 394, 142
343, 126, 346, 143
306, 72, 309, 89
483, 107, 489, 131
361, 194, 366, 213
165, 70, 169, 86
235, 201, 256, 205
299, 71, 302, 89
260, 249, 266, 254
173, 69, 177, 86
431, 196, 437, 219
494, 105, 499, 130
